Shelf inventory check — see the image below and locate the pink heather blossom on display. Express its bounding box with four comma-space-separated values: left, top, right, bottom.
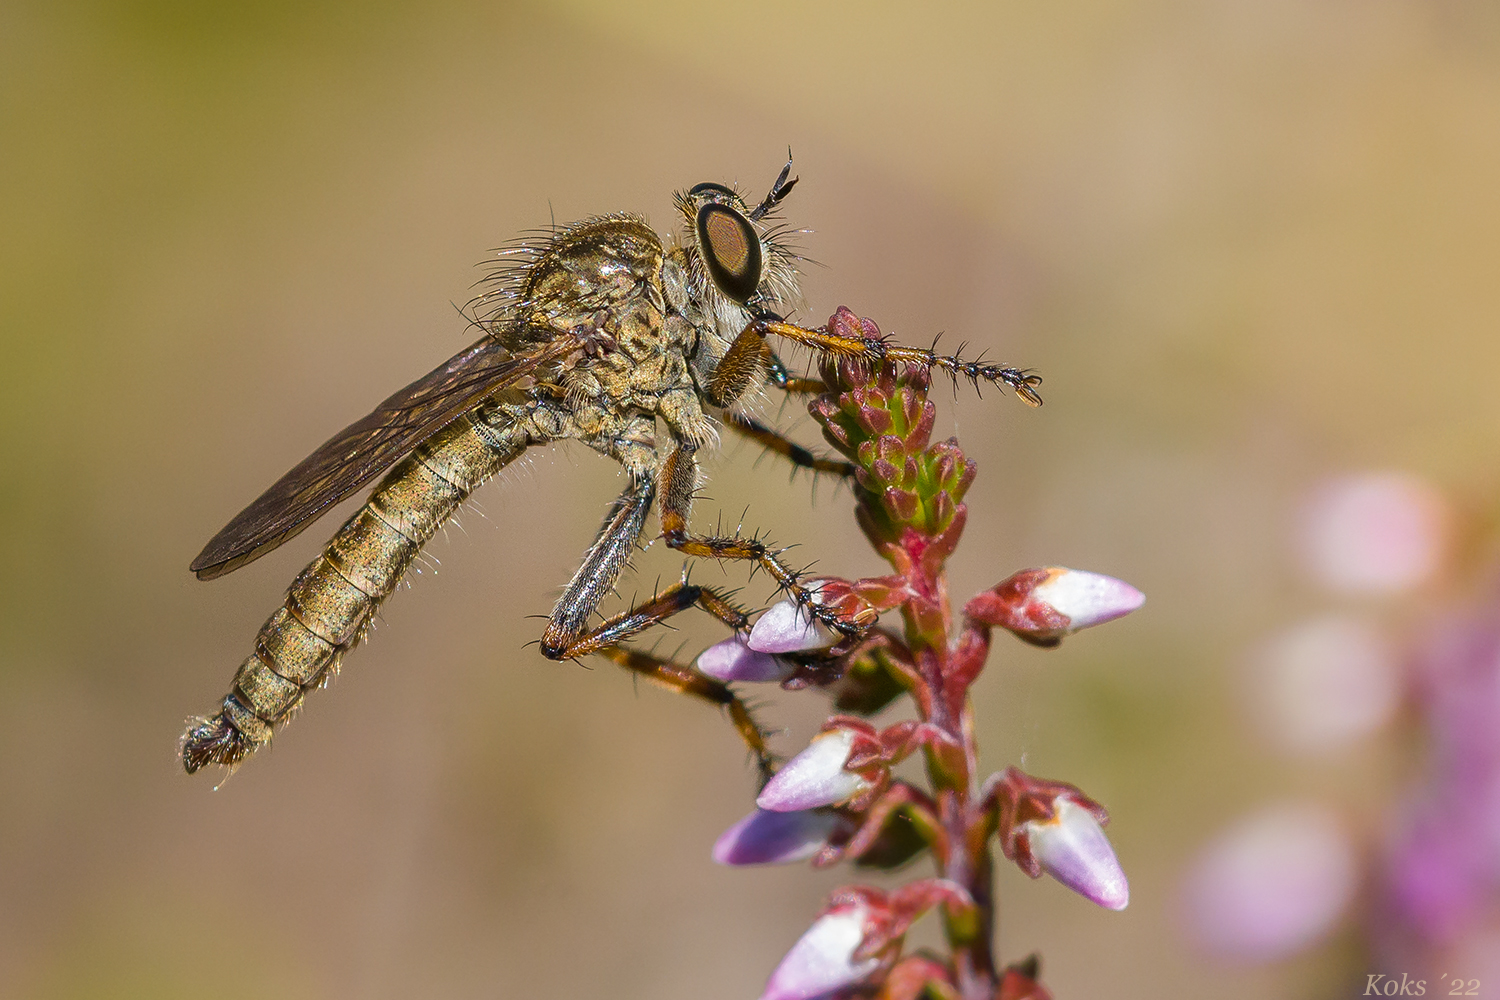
1182, 802, 1358, 961
757, 728, 873, 812
748, 600, 841, 654
967, 568, 1144, 645
1019, 798, 1129, 910
760, 901, 880, 1000
1380, 597, 1500, 948
1030, 569, 1146, 633
712, 808, 850, 867
697, 636, 795, 683
1300, 472, 1449, 596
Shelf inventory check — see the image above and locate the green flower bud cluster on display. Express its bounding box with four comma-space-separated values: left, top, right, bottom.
811, 307, 977, 546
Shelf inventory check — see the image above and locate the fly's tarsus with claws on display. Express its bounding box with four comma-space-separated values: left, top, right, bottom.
180, 156, 1040, 777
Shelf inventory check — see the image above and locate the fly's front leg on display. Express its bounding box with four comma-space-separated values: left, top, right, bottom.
657, 443, 865, 639
537, 477, 772, 768
701, 314, 827, 408
735, 314, 1046, 407
705, 335, 850, 476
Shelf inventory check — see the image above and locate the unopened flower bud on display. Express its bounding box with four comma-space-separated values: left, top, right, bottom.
711, 808, 850, 866
749, 600, 841, 654
760, 901, 881, 1000
968, 567, 1144, 646
1018, 798, 1130, 910
697, 636, 795, 683
757, 727, 874, 812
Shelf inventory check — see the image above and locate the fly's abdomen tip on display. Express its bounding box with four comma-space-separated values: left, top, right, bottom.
179, 706, 260, 775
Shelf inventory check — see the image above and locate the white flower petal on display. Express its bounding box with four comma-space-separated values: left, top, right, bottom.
757, 729, 871, 812
1032, 569, 1145, 632
749, 601, 840, 654
1023, 798, 1129, 910
760, 903, 879, 1000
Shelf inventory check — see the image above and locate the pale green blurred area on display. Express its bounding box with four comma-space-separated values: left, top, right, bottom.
2, 0, 1498, 996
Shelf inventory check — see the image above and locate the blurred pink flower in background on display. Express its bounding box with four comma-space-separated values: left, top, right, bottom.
1181, 802, 1358, 961
1247, 614, 1400, 753
1375, 588, 1500, 968
1186, 468, 1500, 988
1299, 472, 1449, 596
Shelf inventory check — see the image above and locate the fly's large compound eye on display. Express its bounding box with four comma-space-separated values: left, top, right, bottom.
688, 182, 738, 201
696, 203, 762, 304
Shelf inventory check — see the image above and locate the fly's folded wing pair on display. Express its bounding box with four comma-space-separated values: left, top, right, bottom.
190, 333, 582, 580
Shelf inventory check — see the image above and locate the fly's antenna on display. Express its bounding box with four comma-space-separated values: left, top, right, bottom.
750, 150, 798, 222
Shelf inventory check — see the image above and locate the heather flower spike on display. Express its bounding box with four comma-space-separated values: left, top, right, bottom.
704, 309, 1137, 997
967, 567, 1144, 647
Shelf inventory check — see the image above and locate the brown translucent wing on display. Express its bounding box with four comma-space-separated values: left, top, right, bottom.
191, 333, 579, 580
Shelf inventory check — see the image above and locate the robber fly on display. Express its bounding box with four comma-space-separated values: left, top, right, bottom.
180, 157, 1043, 776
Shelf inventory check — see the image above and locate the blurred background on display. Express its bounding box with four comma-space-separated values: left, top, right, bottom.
3, 1, 1499, 997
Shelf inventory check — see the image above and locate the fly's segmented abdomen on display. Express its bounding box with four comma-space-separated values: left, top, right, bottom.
181, 411, 527, 773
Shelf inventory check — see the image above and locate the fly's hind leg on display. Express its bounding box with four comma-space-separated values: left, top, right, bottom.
537, 477, 774, 771
549, 582, 774, 775
596, 646, 774, 779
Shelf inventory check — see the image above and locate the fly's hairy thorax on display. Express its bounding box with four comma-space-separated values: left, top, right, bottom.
489, 213, 731, 464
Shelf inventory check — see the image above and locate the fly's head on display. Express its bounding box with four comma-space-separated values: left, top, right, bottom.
675, 158, 803, 349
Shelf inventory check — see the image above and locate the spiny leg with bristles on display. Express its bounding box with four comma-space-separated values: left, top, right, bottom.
535, 477, 779, 771
593, 645, 776, 778
657, 443, 868, 636
764, 351, 830, 396
754, 315, 1045, 406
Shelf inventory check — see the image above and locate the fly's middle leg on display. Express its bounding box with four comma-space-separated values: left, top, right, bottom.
537, 477, 774, 772
657, 444, 863, 638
